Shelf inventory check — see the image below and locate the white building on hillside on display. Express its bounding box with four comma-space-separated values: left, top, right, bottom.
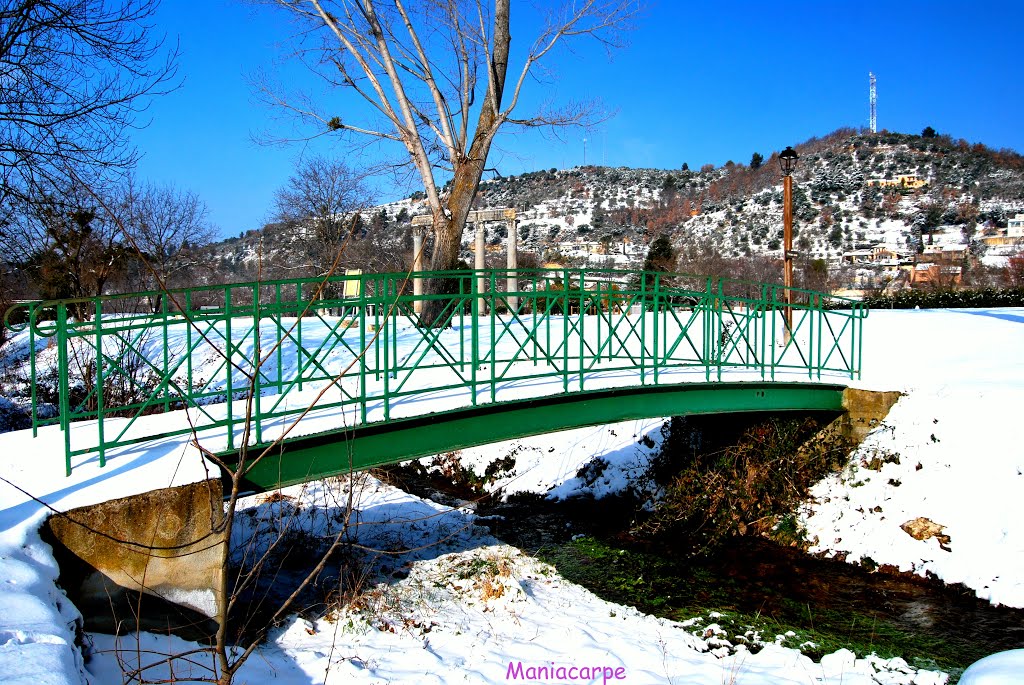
1009, 213, 1024, 238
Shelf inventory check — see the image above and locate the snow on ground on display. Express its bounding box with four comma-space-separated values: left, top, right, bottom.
0, 407, 212, 685
81, 477, 950, 685
958, 649, 1024, 684
423, 416, 669, 502
2, 307, 1023, 683
804, 308, 1024, 609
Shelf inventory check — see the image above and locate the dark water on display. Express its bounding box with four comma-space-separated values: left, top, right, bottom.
698, 537, 1024, 654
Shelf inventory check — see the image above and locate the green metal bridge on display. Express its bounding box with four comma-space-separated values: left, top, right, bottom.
3, 268, 867, 491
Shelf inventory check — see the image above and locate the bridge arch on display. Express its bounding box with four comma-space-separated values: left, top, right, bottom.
236, 381, 847, 491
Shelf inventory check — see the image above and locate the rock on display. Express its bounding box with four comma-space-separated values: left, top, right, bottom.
900, 517, 951, 551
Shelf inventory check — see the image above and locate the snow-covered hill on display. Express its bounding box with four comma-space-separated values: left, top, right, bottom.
199, 128, 1024, 290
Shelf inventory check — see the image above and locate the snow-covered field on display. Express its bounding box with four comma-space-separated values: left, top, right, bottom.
805, 308, 1024, 609
1, 307, 1022, 684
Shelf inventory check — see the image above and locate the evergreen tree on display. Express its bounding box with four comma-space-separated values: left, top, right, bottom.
371, 208, 389, 231
750, 152, 764, 169
644, 233, 676, 271
633, 233, 677, 292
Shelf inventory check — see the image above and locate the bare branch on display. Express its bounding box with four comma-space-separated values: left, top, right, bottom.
0, 0, 180, 207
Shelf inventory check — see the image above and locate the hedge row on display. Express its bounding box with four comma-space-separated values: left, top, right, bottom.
860, 287, 1024, 309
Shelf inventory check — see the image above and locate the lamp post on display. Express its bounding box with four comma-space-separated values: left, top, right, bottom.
778, 145, 799, 342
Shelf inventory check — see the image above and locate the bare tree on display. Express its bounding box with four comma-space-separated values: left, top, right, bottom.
1006, 252, 1024, 287
78, 212, 441, 685
261, 0, 637, 322
273, 155, 373, 278
119, 179, 216, 294
0, 0, 178, 212
676, 241, 733, 280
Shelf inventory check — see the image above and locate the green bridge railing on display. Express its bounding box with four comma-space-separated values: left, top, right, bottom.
2, 268, 867, 475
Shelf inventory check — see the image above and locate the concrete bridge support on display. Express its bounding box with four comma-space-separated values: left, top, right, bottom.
840, 387, 902, 442
44, 479, 226, 632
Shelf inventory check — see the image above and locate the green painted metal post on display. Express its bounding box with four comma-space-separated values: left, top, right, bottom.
715, 279, 724, 382
545, 277, 552, 372
807, 302, 814, 379
94, 300, 105, 468
855, 307, 864, 380
816, 297, 823, 379
225, 287, 234, 450
297, 283, 305, 391
760, 284, 768, 380
359, 279, 368, 423
391, 279, 398, 383
471, 270, 479, 406
161, 294, 170, 413
639, 273, 647, 385
576, 272, 584, 392
253, 285, 263, 446
29, 306, 38, 437
276, 283, 284, 392
57, 304, 71, 475
532, 273, 540, 366
490, 270, 497, 402
185, 291, 194, 399
702, 278, 711, 382
459, 274, 466, 371
770, 285, 778, 382
382, 291, 390, 422
565, 270, 573, 393
652, 273, 660, 385
372, 279, 380, 382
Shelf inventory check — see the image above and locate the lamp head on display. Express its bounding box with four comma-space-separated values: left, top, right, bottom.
779, 146, 799, 176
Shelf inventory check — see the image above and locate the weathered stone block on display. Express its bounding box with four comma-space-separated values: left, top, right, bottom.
44, 479, 226, 627
840, 388, 902, 442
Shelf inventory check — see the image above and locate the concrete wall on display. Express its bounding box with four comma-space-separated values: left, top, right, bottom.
841, 387, 902, 443
44, 479, 225, 632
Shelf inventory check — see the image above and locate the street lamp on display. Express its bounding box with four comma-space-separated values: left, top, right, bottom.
778, 146, 799, 342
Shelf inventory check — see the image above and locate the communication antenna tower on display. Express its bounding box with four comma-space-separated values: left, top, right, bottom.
869, 72, 877, 133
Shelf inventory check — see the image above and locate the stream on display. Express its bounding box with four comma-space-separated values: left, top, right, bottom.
471, 494, 1024, 681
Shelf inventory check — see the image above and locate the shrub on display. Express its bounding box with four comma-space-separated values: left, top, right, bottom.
638, 415, 851, 554
861, 287, 1024, 309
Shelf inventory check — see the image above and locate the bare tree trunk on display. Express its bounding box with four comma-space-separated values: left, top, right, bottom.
419, 0, 510, 326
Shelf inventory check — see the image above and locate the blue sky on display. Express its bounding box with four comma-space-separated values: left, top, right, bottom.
131, 0, 1023, 237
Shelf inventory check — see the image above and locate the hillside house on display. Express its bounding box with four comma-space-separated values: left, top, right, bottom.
1009, 213, 1024, 238
908, 262, 962, 286
865, 175, 928, 190
842, 244, 910, 266
841, 249, 874, 265
921, 244, 968, 264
